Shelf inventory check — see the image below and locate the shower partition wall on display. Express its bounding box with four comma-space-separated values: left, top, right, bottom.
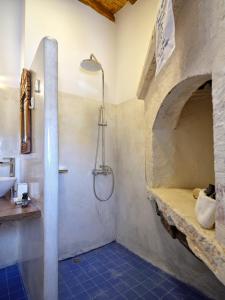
19, 37, 59, 300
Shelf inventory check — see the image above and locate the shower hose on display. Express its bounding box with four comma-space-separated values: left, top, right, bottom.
92, 105, 114, 201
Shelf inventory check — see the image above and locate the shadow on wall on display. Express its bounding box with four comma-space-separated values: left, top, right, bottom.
152, 75, 214, 188
116, 98, 225, 299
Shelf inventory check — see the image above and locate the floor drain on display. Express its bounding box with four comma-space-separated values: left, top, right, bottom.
73, 258, 81, 264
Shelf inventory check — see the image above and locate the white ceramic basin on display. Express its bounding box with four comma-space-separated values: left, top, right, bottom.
0, 177, 16, 197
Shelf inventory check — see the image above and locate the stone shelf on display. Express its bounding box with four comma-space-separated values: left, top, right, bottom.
0, 197, 41, 223
147, 188, 225, 286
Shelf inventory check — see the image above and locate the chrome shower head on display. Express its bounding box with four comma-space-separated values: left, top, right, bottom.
80, 54, 102, 72
80, 53, 105, 109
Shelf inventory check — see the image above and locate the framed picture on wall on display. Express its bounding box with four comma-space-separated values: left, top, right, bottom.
20, 69, 32, 154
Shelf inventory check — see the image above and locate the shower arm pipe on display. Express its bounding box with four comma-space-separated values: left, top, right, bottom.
90, 54, 105, 109
101, 68, 105, 125
89, 54, 106, 167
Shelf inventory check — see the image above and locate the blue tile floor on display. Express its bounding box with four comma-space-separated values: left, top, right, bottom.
0, 265, 27, 300
59, 242, 210, 300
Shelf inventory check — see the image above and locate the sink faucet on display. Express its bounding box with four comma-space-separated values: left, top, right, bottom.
0, 157, 15, 177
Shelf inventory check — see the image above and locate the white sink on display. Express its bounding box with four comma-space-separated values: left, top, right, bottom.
0, 177, 16, 197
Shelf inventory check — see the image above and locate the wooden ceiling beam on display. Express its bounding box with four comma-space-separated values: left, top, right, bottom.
79, 0, 115, 22
128, 0, 138, 4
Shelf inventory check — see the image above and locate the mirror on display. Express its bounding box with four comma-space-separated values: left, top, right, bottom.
20, 69, 32, 154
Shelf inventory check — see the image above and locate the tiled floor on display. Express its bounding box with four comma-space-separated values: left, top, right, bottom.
59, 242, 210, 300
0, 265, 27, 300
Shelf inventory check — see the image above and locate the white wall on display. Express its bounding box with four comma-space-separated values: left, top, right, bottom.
24, 0, 116, 103
1, 0, 160, 101
0, 87, 20, 158
22, 0, 119, 262
0, 0, 24, 88
0, 0, 24, 270
24, 0, 160, 104
20, 37, 58, 300
0, 0, 159, 103
0, 87, 20, 268
58, 93, 117, 259
115, 0, 159, 103
2, 2, 223, 299
19, 40, 45, 300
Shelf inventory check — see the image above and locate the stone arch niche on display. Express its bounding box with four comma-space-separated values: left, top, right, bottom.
149, 75, 225, 285
140, 0, 225, 287
152, 74, 214, 189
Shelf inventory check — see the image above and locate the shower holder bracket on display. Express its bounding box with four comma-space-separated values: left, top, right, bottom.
98, 122, 107, 126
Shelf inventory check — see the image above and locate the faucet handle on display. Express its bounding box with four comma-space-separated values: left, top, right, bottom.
3, 157, 15, 161
3, 157, 15, 177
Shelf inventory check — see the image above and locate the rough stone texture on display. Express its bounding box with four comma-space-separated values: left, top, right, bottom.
148, 188, 225, 286
153, 86, 214, 188
144, 0, 225, 248
116, 99, 225, 299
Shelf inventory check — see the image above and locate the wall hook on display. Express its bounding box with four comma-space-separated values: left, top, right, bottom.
29, 97, 35, 110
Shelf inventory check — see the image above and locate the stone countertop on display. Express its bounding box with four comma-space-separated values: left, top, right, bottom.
0, 197, 41, 223
147, 187, 225, 286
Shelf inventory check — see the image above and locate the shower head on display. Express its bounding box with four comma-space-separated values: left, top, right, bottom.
80, 54, 102, 72
80, 53, 105, 108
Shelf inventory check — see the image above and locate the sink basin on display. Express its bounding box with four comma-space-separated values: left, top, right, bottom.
0, 177, 16, 197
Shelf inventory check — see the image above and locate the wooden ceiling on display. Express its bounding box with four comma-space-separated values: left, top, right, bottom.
79, 0, 138, 22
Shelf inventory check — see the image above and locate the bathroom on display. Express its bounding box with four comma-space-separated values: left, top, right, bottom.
1, 0, 225, 299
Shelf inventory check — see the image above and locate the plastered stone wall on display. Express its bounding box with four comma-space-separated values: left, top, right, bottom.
153, 85, 214, 188
144, 0, 225, 246
116, 99, 225, 298
58, 92, 117, 260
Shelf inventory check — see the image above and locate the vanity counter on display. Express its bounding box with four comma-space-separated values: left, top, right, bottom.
0, 197, 41, 223
148, 188, 225, 286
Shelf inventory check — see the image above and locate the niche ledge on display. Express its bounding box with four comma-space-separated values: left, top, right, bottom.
147, 188, 225, 286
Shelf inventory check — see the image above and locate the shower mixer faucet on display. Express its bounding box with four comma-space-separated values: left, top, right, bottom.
92, 165, 112, 176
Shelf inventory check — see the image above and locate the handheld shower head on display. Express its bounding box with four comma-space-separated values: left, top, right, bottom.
80, 54, 102, 72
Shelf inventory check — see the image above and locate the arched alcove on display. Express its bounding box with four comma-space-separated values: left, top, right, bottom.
149, 75, 225, 286
152, 75, 214, 188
